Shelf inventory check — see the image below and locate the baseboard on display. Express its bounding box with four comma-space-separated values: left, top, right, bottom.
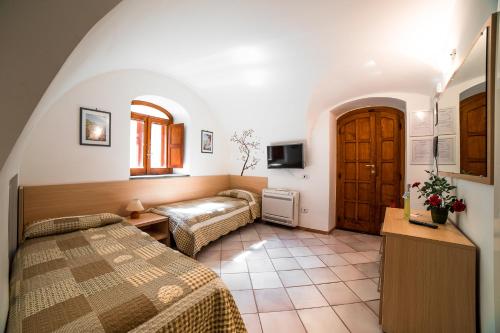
296, 225, 333, 235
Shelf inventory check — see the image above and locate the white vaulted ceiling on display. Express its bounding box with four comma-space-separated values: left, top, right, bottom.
47, 0, 474, 126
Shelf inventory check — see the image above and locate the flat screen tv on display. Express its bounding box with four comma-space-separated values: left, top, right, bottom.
267, 143, 304, 169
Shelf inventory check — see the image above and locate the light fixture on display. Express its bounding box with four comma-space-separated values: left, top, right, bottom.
126, 199, 145, 219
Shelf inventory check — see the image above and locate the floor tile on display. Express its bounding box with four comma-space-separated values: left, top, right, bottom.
231, 289, 257, 314
372, 277, 380, 285
295, 255, 326, 269
304, 267, 340, 284
240, 231, 261, 242
263, 240, 285, 249
267, 247, 293, 258
259, 234, 279, 241
278, 269, 313, 287
358, 251, 381, 262
250, 272, 283, 289
254, 288, 294, 312
317, 282, 360, 305
221, 241, 244, 251
221, 273, 252, 290
330, 265, 367, 281
327, 243, 356, 253
345, 279, 380, 301
341, 252, 372, 264
243, 240, 267, 250
201, 240, 221, 252
308, 245, 335, 255
247, 258, 275, 272
297, 307, 349, 333
221, 249, 246, 261
318, 253, 349, 267
245, 248, 270, 260
333, 302, 382, 333
242, 313, 262, 333
221, 260, 248, 273
335, 235, 361, 244
301, 238, 324, 246
319, 236, 344, 245
259, 311, 306, 333
349, 241, 378, 252
282, 239, 305, 247
272, 257, 301, 271
289, 246, 314, 257
294, 231, 317, 239
196, 250, 221, 261
366, 300, 380, 316
223, 232, 242, 242
354, 262, 380, 278
286, 285, 328, 309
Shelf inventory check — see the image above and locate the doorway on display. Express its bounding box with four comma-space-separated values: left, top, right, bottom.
336, 107, 405, 235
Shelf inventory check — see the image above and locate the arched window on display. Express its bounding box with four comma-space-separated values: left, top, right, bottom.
130, 100, 184, 176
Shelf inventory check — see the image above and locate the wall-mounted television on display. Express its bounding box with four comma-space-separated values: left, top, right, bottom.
267, 143, 304, 169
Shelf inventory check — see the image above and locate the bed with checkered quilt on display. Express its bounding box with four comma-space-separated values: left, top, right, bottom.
149, 189, 261, 258
7, 219, 246, 333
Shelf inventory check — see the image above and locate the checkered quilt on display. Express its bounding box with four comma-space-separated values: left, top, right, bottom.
150, 191, 261, 257
7, 221, 246, 333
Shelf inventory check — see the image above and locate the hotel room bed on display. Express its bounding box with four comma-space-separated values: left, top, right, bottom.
7, 214, 245, 333
149, 189, 261, 257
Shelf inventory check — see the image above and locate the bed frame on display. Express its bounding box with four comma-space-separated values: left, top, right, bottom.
17, 175, 268, 244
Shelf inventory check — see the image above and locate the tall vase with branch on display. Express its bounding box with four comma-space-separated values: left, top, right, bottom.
230, 129, 261, 176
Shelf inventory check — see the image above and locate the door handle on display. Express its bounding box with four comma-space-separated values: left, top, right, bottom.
365, 164, 376, 174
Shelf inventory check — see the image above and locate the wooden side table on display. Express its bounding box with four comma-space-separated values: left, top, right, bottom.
126, 212, 170, 247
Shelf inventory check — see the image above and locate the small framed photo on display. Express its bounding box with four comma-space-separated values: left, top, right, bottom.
201, 130, 213, 153
80, 107, 111, 147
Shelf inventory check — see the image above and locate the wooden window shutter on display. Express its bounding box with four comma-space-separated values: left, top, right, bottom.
167, 123, 184, 168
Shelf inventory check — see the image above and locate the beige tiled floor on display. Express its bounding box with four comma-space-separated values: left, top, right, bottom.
195, 221, 382, 333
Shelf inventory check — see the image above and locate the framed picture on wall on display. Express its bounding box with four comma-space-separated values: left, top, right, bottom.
80, 107, 111, 147
201, 130, 213, 153
410, 110, 434, 137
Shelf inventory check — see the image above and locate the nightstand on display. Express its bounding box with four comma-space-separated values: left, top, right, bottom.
126, 212, 170, 246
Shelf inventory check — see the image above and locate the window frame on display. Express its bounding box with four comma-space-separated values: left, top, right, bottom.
130, 100, 174, 176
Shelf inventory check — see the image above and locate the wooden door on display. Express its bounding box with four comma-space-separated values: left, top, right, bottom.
460, 92, 487, 176
336, 107, 405, 234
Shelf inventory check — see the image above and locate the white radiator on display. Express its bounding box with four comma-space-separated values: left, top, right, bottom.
261, 188, 300, 227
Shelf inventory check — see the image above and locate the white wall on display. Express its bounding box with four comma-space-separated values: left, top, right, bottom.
20, 70, 228, 185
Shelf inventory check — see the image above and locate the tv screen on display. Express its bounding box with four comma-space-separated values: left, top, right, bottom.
267, 144, 304, 169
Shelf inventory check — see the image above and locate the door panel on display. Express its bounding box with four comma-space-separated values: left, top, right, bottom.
460, 92, 487, 176
337, 107, 404, 235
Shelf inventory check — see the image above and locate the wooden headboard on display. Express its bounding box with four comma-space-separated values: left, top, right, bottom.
18, 174, 268, 243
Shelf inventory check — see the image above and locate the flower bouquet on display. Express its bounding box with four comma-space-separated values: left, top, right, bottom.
412, 170, 466, 224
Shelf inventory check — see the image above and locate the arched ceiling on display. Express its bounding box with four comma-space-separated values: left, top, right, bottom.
54, 0, 483, 120
12, 0, 498, 156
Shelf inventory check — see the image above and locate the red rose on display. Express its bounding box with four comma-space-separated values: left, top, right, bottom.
451, 199, 466, 213
412, 182, 421, 188
427, 194, 442, 207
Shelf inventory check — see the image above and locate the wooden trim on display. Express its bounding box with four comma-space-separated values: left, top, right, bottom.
18, 175, 269, 242
228, 175, 268, 194
131, 100, 174, 120
438, 13, 496, 185
296, 225, 333, 235
18, 186, 24, 245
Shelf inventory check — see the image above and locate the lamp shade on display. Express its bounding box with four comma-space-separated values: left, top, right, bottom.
126, 199, 144, 212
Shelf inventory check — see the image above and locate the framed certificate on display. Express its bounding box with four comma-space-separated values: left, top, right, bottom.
410, 110, 434, 137
410, 138, 434, 165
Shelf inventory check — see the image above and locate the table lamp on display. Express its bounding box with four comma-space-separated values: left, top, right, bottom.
126, 199, 144, 219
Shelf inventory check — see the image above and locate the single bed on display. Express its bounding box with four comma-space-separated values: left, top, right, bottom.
149, 189, 261, 257
7, 214, 245, 333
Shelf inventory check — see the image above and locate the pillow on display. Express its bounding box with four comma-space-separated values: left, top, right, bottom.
24, 213, 124, 240
217, 189, 260, 205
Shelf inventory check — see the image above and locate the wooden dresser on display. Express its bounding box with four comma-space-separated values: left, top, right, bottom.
380, 208, 476, 333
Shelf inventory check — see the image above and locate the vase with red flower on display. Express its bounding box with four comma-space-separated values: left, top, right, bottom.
412, 171, 467, 224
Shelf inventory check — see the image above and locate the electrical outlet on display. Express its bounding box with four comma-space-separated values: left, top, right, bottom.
301, 208, 309, 214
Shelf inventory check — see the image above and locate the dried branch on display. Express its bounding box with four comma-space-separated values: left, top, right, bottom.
230, 129, 261, 176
